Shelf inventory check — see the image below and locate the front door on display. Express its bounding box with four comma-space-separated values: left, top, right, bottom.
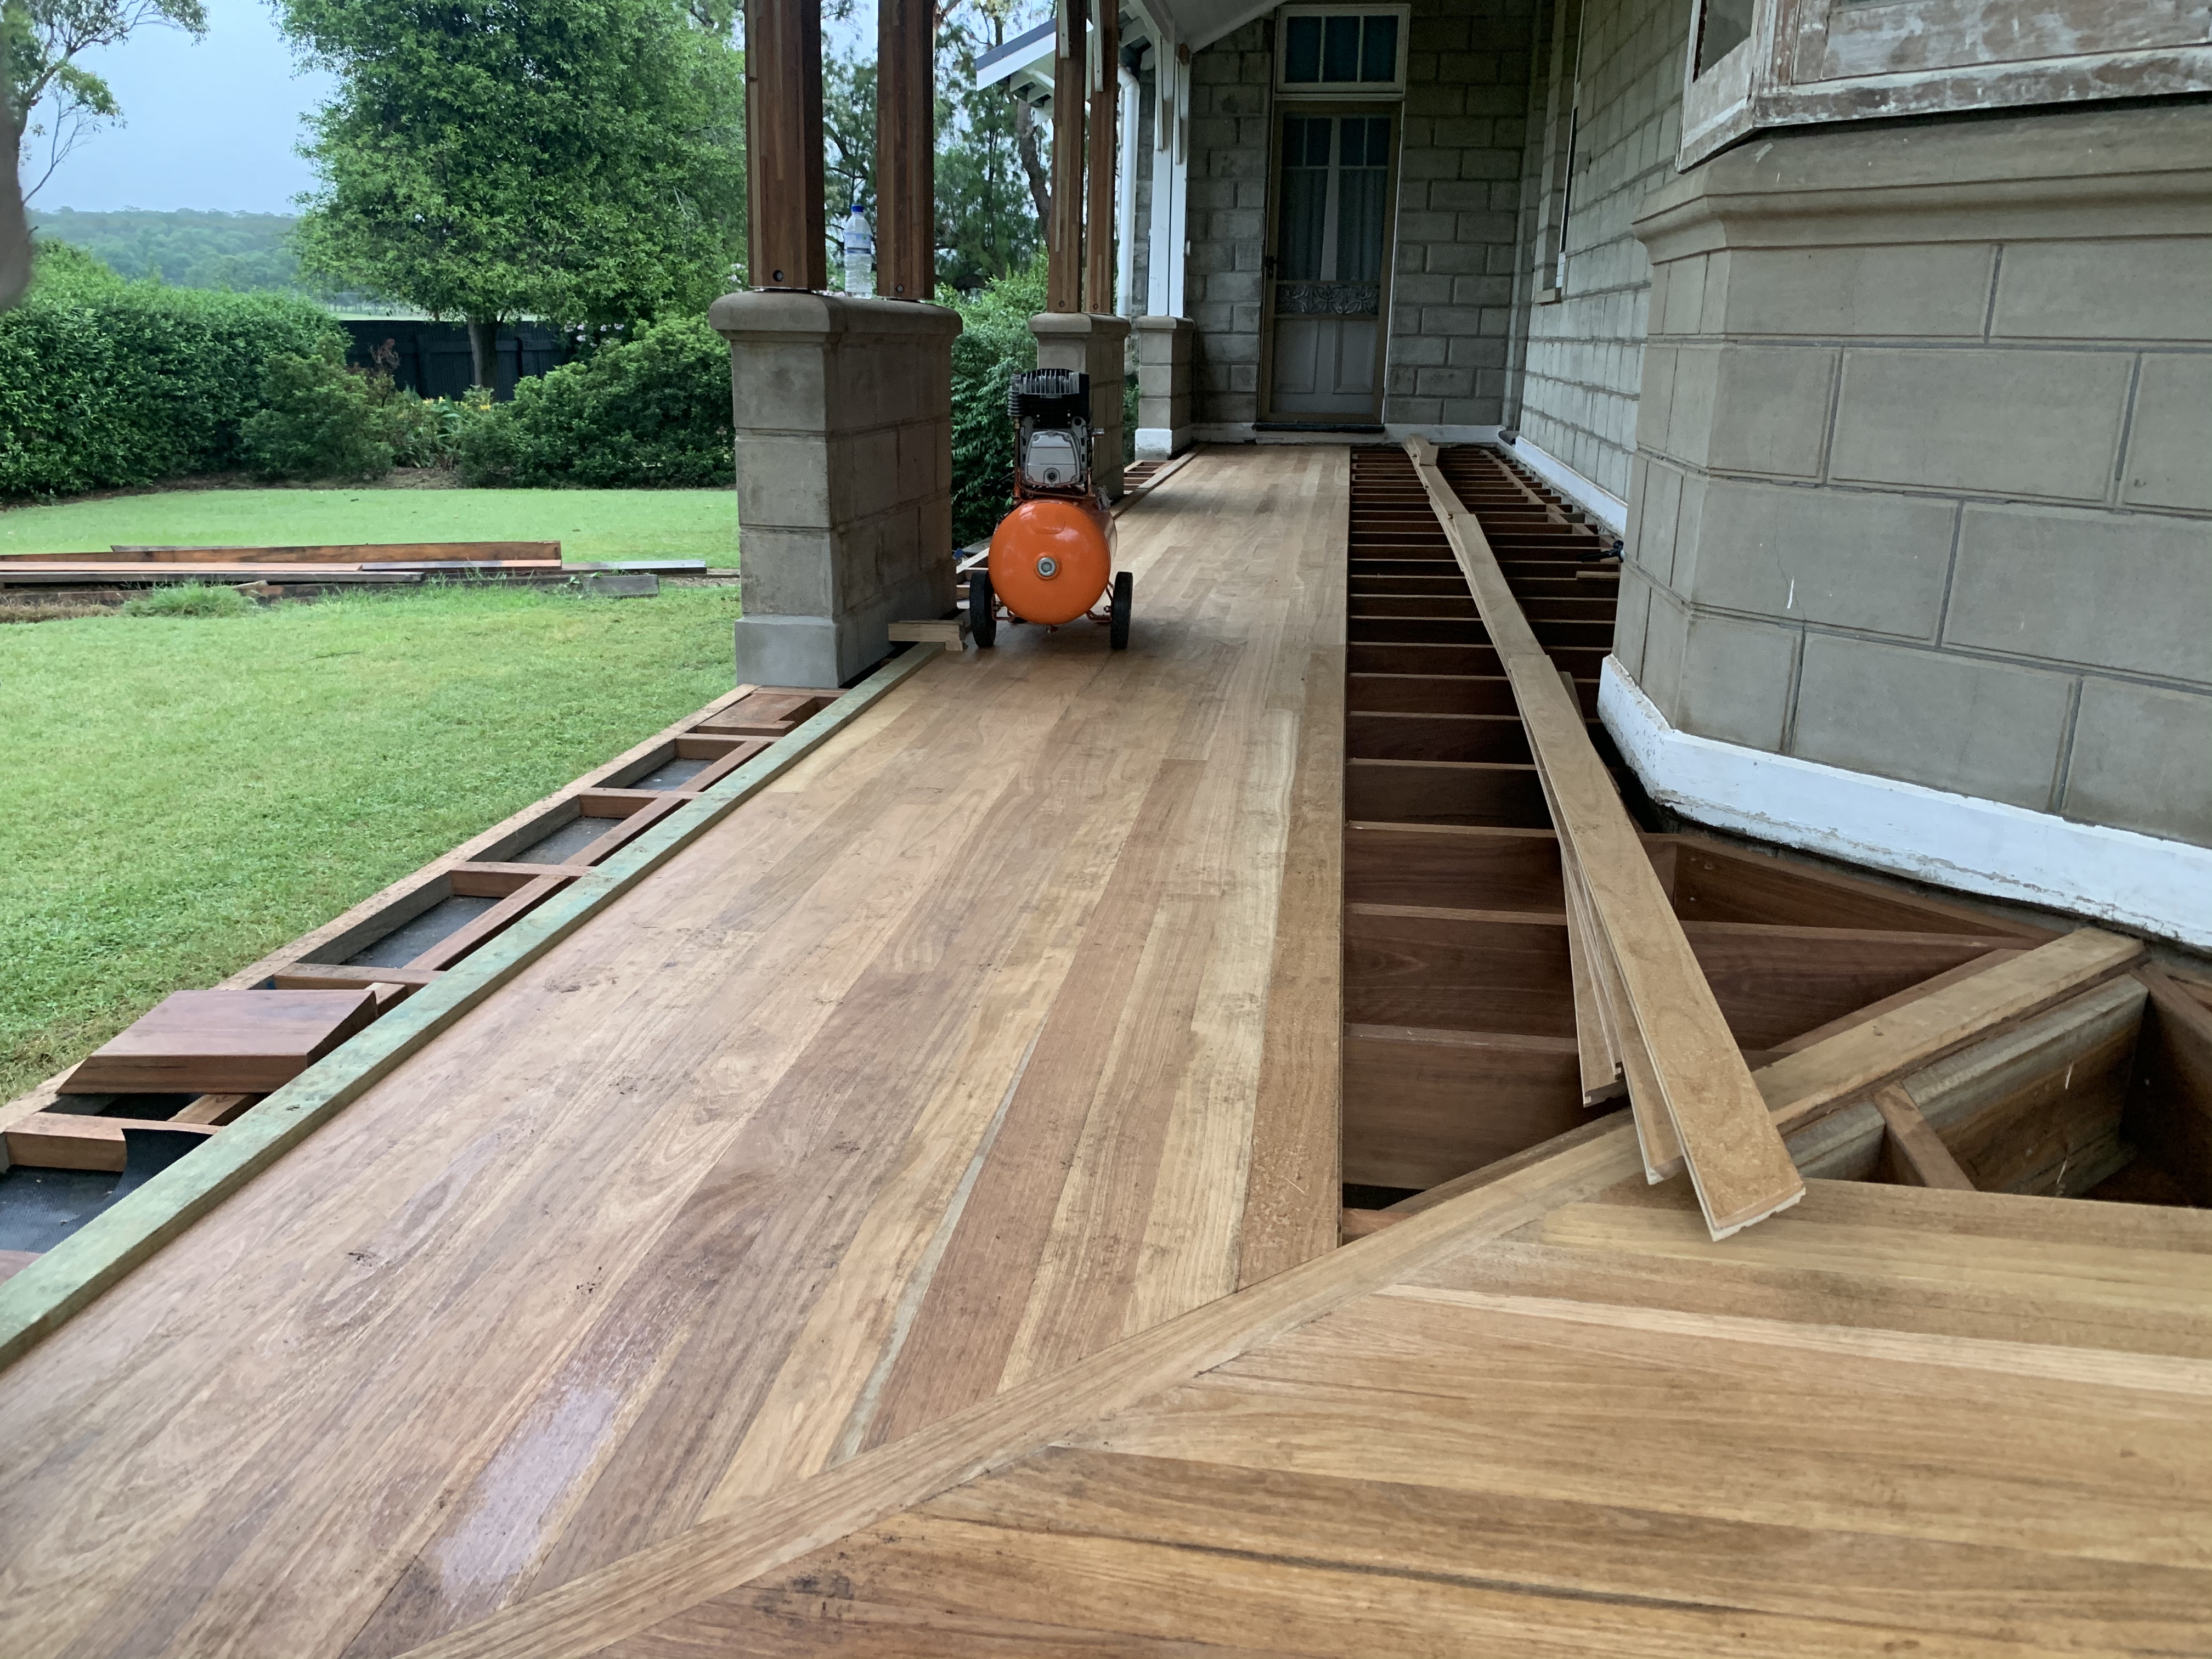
1263, 111, 1396, 421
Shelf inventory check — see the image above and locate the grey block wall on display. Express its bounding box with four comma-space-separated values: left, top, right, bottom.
1385, 0, 1539, 427
1176, 2, 1539, 430
1186, 22, 1273, 426
1615, 101, 2212, 851
1515, 0, 1686, 499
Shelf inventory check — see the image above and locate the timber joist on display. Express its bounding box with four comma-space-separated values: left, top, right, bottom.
1339, 442, 2192, 1240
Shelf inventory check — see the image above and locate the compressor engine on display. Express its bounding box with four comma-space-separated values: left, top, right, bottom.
971, 368, 1131, 650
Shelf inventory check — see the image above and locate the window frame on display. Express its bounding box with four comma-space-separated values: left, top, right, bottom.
1680, 0, 2212, 168
1273, 4, 1412, 100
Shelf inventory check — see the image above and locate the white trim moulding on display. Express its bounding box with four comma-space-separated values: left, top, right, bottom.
1502, 433, 1628, 534
1600, 656, 2212, 952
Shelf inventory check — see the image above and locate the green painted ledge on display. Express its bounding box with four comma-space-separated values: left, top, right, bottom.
0, 644, 945, 1373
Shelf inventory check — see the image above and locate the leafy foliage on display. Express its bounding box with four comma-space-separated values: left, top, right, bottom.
280, 0, 746, 333
819, 3, 1047, 295
454, 316, 732, 488
29, 208, 313, 293
933, 10, 1047, 290
944, 259, 1045, 548
240, 335, 394, 481
0, 241, 348, 497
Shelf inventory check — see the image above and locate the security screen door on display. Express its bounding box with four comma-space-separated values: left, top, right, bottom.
1265, 111, 1394, 420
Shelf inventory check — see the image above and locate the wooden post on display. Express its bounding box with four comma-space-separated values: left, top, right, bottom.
744, 0, 826, 291
876, 0, 935, 300
1047, 0, 1087, 314
1085, 0, 1118, 312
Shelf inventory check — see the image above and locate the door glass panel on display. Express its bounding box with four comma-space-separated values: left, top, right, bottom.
1284, 15, 1323, 82
1276, 116, 1331, 281
1334, 116, 1390, 287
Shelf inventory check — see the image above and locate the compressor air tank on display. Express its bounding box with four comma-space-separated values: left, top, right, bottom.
976, 368, 1129, 648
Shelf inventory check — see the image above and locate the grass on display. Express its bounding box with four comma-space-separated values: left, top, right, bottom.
0, 485, 740, 566
0, 580, 744, 1103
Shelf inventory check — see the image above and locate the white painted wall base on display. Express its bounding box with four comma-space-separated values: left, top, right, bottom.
1600, 656, 2212, 951
1502, 435, 1627, 534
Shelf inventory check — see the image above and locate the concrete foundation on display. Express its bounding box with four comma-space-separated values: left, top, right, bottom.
1029, 311, 1131, 499
712, 291, 961, 688
1132, 315, 1194, 459
1616, 101, 2212, 851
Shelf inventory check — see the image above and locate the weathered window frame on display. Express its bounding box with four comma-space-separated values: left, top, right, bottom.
1273, 4, 1411, 99
1681, 0, 2212, 167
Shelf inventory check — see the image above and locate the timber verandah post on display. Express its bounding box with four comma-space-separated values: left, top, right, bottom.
877, 0, 935, 299
1034, 0, 1131, 496
1048, 0, 1089, 313
742, 0, 825, 291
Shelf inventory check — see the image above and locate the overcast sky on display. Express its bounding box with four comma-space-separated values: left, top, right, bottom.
34, 0, 881, 217
33, 0, 331, 214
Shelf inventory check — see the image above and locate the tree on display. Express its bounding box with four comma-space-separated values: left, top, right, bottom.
279, 0, 745, 389
934, 5, 1043, 289
3, 0, 208, 201
815, 0, 1045, 296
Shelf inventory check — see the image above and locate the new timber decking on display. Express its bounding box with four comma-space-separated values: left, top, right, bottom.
5, 442, 2211, 1659
0, 446, 1346, 1659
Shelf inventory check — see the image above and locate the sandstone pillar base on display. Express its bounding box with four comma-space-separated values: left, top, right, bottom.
710, 291, 962, 688
1131, 315, 1194, 459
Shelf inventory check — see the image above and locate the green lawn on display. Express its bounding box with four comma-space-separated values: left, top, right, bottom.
0, 486, 740, 565
0, 582, 744, 1103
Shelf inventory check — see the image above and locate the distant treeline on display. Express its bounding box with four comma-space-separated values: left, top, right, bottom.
29, 208, 315, 295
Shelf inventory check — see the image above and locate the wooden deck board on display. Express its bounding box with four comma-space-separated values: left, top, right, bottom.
0, 448, 1349, 1659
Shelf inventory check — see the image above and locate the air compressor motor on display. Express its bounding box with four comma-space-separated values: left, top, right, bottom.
970, 368, 1131, 650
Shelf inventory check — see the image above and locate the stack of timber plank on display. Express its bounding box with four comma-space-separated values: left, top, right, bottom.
0, 541, 716, 592
0, 541, 566, 591
1404, 437, 1809, 1239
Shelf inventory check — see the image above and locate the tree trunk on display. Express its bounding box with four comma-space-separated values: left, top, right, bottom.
466, 318, 500, 394
1013, 99, 1051, 229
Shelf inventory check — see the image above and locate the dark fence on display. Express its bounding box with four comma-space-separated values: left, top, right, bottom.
337, 319, 563, 401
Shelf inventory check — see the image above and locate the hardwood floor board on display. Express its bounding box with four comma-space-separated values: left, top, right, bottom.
1413, 1231, 2212, 1359
713, 1508, 2100, 1659
606, 1589, 1285, 1658
1074, 1291, 2212, 1568
909, 1446, 2212, 1655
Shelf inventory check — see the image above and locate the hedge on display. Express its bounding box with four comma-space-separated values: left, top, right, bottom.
457, 315, 733, 488
0, 243, 349, 498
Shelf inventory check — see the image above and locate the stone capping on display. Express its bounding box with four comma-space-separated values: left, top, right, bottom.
1598, 656, 2212, 953
1636, 103, 2212, 261
708, 289, 964, 343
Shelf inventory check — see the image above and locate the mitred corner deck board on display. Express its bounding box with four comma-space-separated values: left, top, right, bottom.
60, 989, 377, 1093
0, 446, 1347, 1659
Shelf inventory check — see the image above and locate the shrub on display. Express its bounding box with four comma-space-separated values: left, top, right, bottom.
0, 240, 351, 498
458, 315, 731, 488
121, 582, 255, 618
944, 261, 1046, 548
240, 335, 394, 481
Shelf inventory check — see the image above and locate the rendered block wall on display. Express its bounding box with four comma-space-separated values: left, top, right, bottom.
1177, 1, 1538, 430
1385, 0, 1539, 427
1615, 101, 2212, 850
1186, 21, 1273, 425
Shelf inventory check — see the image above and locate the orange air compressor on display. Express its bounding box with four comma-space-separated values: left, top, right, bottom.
970, 369, 1131, 651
